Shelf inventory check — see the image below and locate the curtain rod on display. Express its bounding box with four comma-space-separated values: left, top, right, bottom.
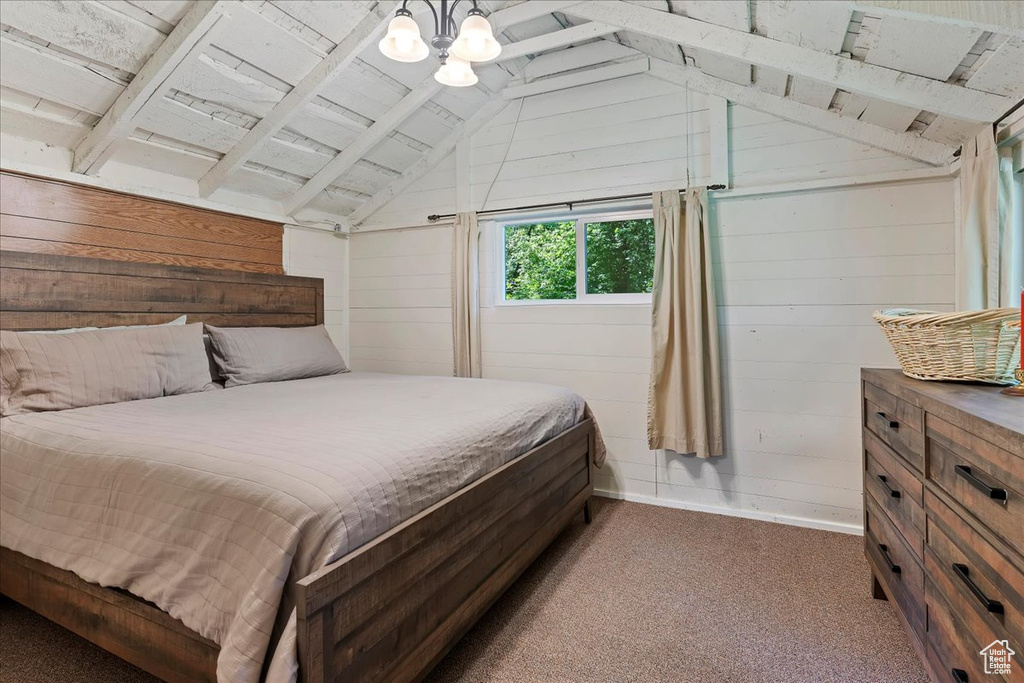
426, 185, 727, 222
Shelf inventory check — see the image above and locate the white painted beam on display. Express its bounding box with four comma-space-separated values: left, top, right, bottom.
648, 59, 954, 166
72, 0, 230, 174
708, 95, 729, 186
349, 98, 513, 226
523, 40, 641, 79
197, 2, 396, 197
850, 1, 1024, 36
283, 78, 444, 214
567, 1, 1012, 122
503, 58, 650, 99
498, 22, 620, 61
487, 1, 584, 31
710, 165, 956, 200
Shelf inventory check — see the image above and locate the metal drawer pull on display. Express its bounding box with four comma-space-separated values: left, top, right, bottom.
879, 543, 901, 574
952, 563, 1004, 614
955, 465, 1008, 503
951, 668, 968, 683
877, 474, 901, 498
876, 411, 899, 429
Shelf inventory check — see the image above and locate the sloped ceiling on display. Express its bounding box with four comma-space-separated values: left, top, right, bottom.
1, 0, 1021, 226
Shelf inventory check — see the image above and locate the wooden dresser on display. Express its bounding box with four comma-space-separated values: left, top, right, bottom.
862, 369, 1024, 683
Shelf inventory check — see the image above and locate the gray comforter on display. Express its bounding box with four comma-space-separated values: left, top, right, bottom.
0, 372, 604, 682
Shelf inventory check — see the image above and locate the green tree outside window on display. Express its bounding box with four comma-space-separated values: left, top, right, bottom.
503, 217, 655, 301
504, 221, 577, 300
585, 219, 655, 295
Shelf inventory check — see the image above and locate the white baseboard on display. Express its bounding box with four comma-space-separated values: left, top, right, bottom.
594, 489, 864, 536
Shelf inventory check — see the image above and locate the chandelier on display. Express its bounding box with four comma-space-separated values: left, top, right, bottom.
378, 1, 502, 87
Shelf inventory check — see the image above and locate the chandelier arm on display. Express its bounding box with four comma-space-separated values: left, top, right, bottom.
401, 0, 440, 35
447, 0, 481, 21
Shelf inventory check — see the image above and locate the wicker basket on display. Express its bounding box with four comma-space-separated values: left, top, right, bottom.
873, 308, 1022, 384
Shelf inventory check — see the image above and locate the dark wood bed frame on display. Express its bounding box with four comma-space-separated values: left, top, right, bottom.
0, 250, 596, 683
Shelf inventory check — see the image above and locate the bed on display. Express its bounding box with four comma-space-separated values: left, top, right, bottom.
0, 250, 601, 683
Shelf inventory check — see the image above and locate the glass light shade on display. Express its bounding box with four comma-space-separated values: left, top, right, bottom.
379, 15, 429, 63
434, 54, 478, 87
450, 14, 501, 62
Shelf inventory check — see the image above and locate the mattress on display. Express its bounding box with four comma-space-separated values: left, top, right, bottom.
0, 372, 604, 682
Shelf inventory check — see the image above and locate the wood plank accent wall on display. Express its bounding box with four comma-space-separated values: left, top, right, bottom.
0, 172, 284, 274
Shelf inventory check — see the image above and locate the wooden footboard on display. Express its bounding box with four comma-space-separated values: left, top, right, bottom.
0, 419, 594, 683
295, 418, 595, 683
0, 547, 219, 682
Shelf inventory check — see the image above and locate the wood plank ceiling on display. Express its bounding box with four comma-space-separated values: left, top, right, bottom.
1, 0, 1021, 226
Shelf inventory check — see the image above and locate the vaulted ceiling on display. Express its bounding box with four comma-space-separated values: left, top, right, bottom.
1, 0, 1021, 226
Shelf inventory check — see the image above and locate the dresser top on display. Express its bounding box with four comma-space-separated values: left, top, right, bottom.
862, 368, 1023, 453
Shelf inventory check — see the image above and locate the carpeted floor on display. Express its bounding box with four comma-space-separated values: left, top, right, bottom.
1, 498, 928, 683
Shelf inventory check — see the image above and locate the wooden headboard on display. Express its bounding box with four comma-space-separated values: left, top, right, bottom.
0, 172, 283, 275
0, 250, 323, 331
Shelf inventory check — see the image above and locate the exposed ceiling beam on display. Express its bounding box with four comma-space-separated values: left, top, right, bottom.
196, 2, 397, 198
283, 77, 444, 214
72, 0, 230, 174
524, 40, 640, 79
503, 58, 649, 99
348, 97, 513, 226
648, 58, 954, 166
567, 1, 1012, 122
850, 1, 1024, 36
487, 1, 584, 31
285, 22, 616, 214
498, 21, 619, 61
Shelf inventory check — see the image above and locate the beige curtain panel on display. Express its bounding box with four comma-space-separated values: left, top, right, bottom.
647, 188, 724, 458
452, 211, 482, 378
959, 127, 1020, 309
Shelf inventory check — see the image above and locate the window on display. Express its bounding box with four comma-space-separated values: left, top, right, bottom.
498, 210, 655, 304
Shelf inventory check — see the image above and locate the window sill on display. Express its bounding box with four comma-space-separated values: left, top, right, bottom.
495, 295, 652, 307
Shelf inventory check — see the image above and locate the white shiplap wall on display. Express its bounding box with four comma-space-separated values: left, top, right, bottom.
358, 74, 931, 229
349, 225, 454, 375
283, 226, 349, 359
348, 74, 956, 532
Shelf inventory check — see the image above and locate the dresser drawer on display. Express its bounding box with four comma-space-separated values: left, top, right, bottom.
864, 381, 924, 472
865, 495, 925, 640
927, 579, 1013, 683
864, 428, 925, 559
926, 489, 1024, 655
928, 417, 1024, 552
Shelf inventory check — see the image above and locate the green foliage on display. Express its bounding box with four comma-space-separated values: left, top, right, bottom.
585, 219, 655, 294
504, 221, 577, 300
503, 218, 656, 300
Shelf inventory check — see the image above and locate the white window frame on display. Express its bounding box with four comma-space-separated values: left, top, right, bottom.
494, 208, 654, 306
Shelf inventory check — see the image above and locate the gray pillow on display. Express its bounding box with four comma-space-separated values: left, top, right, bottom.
203, 333, 225, 386
25, 315, 188, 334
205, 324, 348, 387
1, 322, 216, 416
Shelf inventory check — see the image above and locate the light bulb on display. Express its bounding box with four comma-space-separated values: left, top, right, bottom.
379, 14, 429, 63
450, 13, 501, 62
435, 54, 478, 87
